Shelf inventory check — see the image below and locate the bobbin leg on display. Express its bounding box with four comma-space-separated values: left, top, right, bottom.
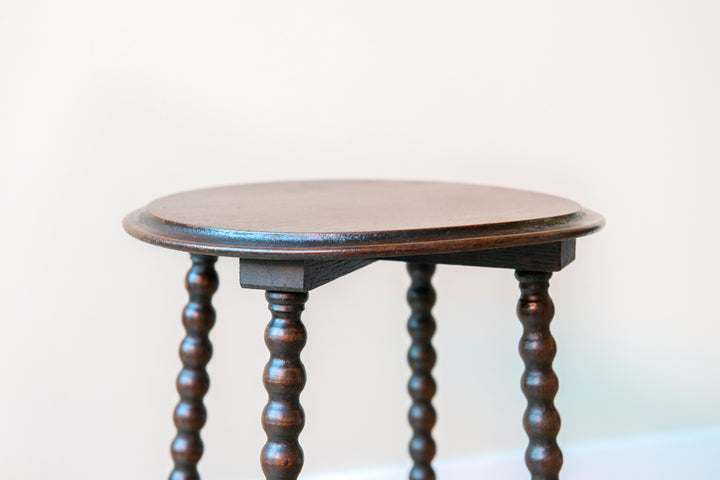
261, 291, 308, 480
170, 254, 219, 480
406, 263, 437, 480
516, 271, 563, 480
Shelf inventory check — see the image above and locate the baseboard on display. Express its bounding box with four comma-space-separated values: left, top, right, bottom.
299, 426, 720, 480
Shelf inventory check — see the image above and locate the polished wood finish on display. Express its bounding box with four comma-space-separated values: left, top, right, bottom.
261, 291, 308, 480
123, 180, 604, 259
123, 180, 604, 480
240, 258, 375, 291
170, 254, 218, 480
392, 239, 575, 272
516, 271, 562, 480
406, 263, 438, 480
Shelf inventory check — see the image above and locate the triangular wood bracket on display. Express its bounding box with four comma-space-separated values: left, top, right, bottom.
388, 239, 576, 272
239, 258, 376, 292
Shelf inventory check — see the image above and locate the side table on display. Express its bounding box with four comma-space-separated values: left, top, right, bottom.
123, 180, 604, 480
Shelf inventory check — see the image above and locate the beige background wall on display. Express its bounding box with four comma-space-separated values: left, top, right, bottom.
2, 1, 719, 478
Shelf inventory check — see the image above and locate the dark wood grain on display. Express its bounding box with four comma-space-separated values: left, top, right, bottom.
261, 291, 308, 480
406, 263, 438, 480
121, 180, 605, 480
516, 271, 562, 480
393, 240, 575, 271
170, 255, 218, 480
239, 258, 375, 291
123, 180, 604, 259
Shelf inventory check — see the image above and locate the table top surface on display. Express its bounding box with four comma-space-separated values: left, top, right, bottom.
123, 180, 604, 259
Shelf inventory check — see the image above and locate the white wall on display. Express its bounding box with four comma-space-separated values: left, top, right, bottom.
1, 1, 718, 479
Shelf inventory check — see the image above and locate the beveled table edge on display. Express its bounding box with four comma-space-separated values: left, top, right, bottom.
122, 207, 605, 260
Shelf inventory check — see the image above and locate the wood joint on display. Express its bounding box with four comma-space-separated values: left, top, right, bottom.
239, 258, 375, 291
389, 240, 575, 272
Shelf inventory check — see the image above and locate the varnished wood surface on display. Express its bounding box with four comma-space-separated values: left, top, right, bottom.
261, 291, 308, 480
516, 271, 563, 480
170, 255, 218, 480
123, 180, 604, 259
406, 263, 438, 480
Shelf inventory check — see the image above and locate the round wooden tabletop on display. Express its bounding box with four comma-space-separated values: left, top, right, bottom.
123, 180, 604, 259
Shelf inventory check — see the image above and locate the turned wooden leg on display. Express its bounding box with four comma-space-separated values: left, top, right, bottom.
261, 291, 308, 480
170, 254, 219, 480
516, 271, 563, 480
406, 263, 437, 480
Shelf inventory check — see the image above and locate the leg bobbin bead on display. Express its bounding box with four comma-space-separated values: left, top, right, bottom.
516, 271, 563, 480
261, 291, 309, 480
406, 263, 438, 480
170, 254, 218, 480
